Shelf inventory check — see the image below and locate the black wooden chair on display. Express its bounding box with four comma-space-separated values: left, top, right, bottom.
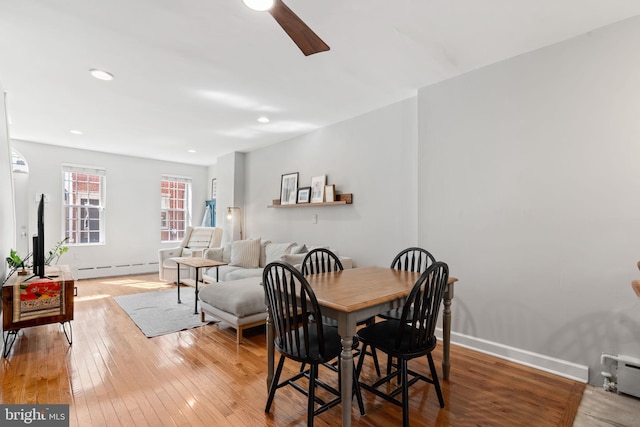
263, 261, 364, 426
302, 248, 381, 376
355, 261, 449, 427
377, 247, 437, 375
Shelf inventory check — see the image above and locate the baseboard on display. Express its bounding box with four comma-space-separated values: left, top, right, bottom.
435, 328, 589, 383
73, 262, 158, 279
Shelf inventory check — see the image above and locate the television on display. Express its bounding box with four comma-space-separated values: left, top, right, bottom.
32, 194, 46, 279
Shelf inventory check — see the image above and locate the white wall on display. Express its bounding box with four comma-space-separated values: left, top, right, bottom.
418, 16, 640, 385
244, 98, 419, 267
0, 85, 15, 282
11, 139, 209, 279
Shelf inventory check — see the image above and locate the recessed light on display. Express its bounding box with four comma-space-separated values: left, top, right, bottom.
90, 69, 114, 81
70, 130, 83, 135
187, 149, 197, 153
242, 0, 274, 11
257, 116, 270, 123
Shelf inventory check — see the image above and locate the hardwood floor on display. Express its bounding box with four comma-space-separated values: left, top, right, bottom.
1, 273, 585, 426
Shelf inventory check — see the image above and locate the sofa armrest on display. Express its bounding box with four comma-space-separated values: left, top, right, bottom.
339, 256, 353, 269
159, 247, 183, 263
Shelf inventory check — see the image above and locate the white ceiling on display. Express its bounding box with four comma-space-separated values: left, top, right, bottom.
1, 1, 639, 166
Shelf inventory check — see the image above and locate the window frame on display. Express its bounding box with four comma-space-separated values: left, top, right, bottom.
62, 164, 106, 245
160, 175, 192, 243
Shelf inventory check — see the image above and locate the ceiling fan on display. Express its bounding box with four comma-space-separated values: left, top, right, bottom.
243, 0, 330, 56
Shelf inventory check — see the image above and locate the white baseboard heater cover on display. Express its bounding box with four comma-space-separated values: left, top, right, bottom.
617, 356, 640, 398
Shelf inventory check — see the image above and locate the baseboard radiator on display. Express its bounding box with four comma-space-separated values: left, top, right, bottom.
601, 354, 640, 398
74, 261, 158, 279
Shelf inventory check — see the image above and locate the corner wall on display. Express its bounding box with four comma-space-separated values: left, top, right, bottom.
418, 16, 640, 385
244, 98, 419, 268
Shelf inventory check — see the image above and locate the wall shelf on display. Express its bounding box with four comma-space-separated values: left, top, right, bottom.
268, 193, 352, 208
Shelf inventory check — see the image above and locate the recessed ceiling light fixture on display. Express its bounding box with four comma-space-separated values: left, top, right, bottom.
242, 0, 274, 11
70, 130, 83, 135
187, 149, 197, 153
257, 116, 270, 123
89, 68, 114, 81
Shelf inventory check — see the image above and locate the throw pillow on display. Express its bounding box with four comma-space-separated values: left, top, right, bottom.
230, 239, 261, 268
259, 239, 271, 268
222, 242, 232, 263
281, 253, 307, 267
290, 244, 308, 254
265, 242, 296, 264
204, 247, 223, 262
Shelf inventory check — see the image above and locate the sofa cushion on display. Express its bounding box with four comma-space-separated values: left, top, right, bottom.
226, 268, 263, 281
230, 239, 261, 268
265, 242, 296, 264
204, 247, 224, 262
199, 278, 266, 317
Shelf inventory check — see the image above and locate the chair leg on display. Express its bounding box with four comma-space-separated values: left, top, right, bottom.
308, 364, 318, 427
401, 358, 410, 427
352, 362, 365, 415
265, 356, 286, 413
356, 342, 368, 379
370, 347, 381, 376
427, 352, 445, 408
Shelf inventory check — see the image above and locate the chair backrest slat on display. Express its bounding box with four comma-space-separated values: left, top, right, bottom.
391, 247, 436, 274
302, 248, 343, 275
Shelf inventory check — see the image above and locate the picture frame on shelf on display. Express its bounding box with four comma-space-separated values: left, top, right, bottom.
310, 175, 326, 203
280, 172, 299, 205
325, 185, 335, 203
297, 187, 311, 204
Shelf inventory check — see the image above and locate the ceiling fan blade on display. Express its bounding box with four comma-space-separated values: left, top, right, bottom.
268, 0, 329, 56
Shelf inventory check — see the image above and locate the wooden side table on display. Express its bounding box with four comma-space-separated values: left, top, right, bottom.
2, 265, 75, 357
173, 257, 227, 314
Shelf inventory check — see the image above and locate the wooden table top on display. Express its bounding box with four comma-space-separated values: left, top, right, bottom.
172, 257, 227, 268
304, 266, 458, 313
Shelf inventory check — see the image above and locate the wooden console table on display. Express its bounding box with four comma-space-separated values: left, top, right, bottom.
2, 265, 74, 357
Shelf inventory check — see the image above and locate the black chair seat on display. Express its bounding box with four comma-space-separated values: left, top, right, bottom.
357, 320, 437, 358
277, 324, 342, 363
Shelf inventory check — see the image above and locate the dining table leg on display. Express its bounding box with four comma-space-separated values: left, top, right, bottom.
442, 282, 454, 380
340, 335, 354, 427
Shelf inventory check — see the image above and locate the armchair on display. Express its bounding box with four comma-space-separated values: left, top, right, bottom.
158, 226, 223, 282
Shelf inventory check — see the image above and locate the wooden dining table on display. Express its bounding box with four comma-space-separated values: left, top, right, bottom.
265, 266, 459, 427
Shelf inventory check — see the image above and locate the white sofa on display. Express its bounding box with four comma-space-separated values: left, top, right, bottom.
158, 226, 223, 282
198, 239, 352, 343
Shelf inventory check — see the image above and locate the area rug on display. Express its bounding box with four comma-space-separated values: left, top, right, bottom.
113, 287, 217, 337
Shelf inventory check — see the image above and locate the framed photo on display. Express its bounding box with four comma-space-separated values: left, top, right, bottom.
280, 172, 299, 205
324, 184, 335, 202
310, 175, 326, 203
297, 187, 311, 204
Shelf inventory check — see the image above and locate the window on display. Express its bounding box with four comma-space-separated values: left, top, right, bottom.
63, 164, 106, 244
161, 175, 192, 242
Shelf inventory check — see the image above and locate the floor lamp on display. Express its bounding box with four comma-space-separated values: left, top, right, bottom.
226, 207, 243, 240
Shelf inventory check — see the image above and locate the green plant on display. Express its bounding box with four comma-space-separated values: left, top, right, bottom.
3, 238, 69, 284
45, 238, 69, 265
6, 248, 27, 269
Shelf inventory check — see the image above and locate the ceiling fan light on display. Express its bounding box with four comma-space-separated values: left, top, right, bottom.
242, 0, 274, 12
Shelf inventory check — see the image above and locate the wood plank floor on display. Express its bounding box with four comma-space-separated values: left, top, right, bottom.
1, 273, 585, 426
